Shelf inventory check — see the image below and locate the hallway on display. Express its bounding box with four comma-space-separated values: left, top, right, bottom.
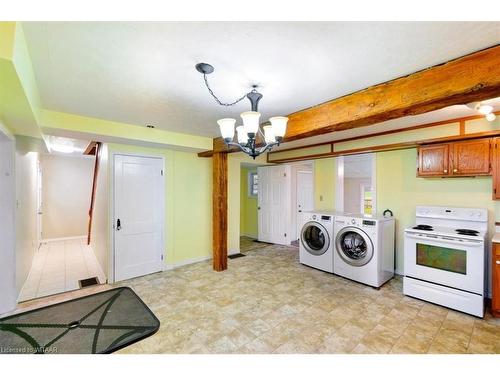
18, 238, 106, 302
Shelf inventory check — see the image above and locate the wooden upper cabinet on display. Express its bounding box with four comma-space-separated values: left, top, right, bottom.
493, 138, 500, 199
451, 139, 491, 176
417, 144, 449, 176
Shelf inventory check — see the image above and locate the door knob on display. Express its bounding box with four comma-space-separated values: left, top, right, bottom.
116, 218, 121, 230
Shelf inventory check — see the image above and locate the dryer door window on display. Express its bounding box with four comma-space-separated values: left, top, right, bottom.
301, 222, 330, 256
335, 227, 374, 266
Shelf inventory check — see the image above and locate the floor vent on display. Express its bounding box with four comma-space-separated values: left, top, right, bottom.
79, 277, 99, 288
228, 253, 246, 259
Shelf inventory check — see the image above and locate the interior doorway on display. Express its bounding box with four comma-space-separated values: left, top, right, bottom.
18, 137, 106, 302
336, 153, 376, 215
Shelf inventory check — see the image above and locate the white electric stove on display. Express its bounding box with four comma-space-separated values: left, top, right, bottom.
403, 206, 487, 317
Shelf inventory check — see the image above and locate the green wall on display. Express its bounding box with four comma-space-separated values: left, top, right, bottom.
313, 150, 500, 273
314, 158, 336, 210
376, 148, 498, 273
240, 167, 258, 238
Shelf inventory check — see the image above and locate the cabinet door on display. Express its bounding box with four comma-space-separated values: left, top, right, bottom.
493, 138, 500, 199
417, 144, 449, 176
451, 139, 491, 176
493, 244, 500, 316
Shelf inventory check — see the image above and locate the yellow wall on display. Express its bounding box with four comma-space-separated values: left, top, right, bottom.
0, 22, 16, 60
240, 167, 258, 238
314, 158, 336, 210
106, 143, 213, 266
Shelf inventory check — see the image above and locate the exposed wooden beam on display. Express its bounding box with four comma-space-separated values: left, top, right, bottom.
200, 44, 500, 156
212, 151, 228, 271
285, 44, 500, 140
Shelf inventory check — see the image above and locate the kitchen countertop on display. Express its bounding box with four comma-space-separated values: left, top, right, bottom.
492, 232, 500, 243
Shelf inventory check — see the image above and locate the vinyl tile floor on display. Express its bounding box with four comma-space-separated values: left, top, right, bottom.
10, 240, 500, 354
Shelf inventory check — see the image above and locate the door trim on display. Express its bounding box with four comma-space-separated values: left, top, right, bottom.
109, 152, 166, 283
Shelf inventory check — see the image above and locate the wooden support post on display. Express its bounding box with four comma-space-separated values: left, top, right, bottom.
212, 151, 228, 271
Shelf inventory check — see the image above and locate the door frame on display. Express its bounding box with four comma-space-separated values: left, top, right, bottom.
109, 152, 166, 283
0, 125, 16, 314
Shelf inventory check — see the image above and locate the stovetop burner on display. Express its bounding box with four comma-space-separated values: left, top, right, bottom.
455, 228, 479, 236
412, 224, 433, 231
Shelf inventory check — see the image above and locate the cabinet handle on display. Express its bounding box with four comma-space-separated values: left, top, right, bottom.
443, 169, 448, 173
453, 168, 458, 172
496, 260, 500, 265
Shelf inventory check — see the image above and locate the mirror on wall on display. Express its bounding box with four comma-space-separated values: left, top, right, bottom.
337, 153, 375, 215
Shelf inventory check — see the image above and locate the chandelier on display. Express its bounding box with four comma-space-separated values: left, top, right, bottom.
196, 62, 288, 159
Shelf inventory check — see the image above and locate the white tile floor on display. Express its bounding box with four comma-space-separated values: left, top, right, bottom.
18, 237, 106, 302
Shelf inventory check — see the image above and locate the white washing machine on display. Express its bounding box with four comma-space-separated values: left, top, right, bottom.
333, 214, 395, 287
299, 211, 335, 273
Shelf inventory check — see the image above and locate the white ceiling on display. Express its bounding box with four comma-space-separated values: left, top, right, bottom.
23, 22, 500, 139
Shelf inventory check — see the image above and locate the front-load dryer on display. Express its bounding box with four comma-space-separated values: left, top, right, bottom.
299, 211, 335, 273
333, 214, 395, 287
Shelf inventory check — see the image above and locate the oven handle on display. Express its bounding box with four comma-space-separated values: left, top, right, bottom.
405, 233, 483, 247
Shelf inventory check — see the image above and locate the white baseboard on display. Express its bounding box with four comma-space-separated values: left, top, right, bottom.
42, 235, 87, 243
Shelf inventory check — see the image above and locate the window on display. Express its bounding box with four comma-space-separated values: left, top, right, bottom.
248, 172, 258, 197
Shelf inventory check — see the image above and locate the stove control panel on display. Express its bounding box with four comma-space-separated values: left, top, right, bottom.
416, 206, 487, 222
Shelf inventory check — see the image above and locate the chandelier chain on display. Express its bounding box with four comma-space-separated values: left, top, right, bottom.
203, 74, 248, 107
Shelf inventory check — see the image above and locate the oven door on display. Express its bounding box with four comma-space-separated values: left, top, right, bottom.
404, 232, 484, 294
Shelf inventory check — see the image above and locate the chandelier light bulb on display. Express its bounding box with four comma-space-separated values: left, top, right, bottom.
269, 116, 288, 141
486, 113, 496, 122
478, 105, 493, 115
240, 111, 261, 138
263, 125, 275, 144
236, 126, 248, 145
217, 118, 236, 142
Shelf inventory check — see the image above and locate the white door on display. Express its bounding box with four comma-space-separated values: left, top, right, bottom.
114, 155, 164, 282
296, 170, 314, 239
258, 165, 290, 245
